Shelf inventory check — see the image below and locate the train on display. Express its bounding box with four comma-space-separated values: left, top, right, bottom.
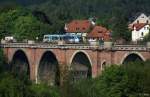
43, 34, 82, 43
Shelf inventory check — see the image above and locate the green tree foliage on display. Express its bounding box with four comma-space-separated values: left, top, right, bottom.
1, 0, 150, 41
64, 61, 150, 97
0, 72, 60, 97
0, 8, 51, 41
28, 84, 60, 97
25, 0, 150, 41
143, 32, 150, 42
94, 65, 128, 97
0, 73, 24, 97
112, 16, 131, 42
123, 61, 150, 96
0, 49, 60, 97
0, 49, 6, 73
0, 12, 13, 39
68, 66, 128, 97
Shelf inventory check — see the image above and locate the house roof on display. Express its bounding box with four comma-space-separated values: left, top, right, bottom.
129, 13, 148, 23
128, 13, 150, 28
133, 23, 148, 31
87, 26, 111, 40
133, 13, 147, 21
65, 20, 92, 33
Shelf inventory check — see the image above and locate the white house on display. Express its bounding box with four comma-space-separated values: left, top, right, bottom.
132, 23, 150, 41
129, 13, 150, 29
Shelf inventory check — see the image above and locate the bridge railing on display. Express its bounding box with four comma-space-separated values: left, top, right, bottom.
112, 44, 147, 51
1, 42, 150, 51
0, 43, 104, 50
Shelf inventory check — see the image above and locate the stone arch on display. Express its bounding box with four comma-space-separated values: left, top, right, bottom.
70, 50, 92, 80
11, 49, 30, 78
37, 51, 59, 86
70, 50, 92, 66
121, 52, 145, 64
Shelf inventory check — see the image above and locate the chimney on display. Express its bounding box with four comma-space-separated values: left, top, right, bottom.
89, 17, 96, 26
64, 24, 68, 31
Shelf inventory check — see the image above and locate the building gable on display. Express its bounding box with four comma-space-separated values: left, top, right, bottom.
129, 13, 150, 29
87, 26, 111, 41
132, 13, 149, 24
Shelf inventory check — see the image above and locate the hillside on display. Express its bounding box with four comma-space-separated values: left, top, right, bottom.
0, 0, 150, 41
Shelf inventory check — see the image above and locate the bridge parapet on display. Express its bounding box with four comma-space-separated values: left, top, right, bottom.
0, 43, 104, 50
1, 43, 150, 51
112, 44, 147, 51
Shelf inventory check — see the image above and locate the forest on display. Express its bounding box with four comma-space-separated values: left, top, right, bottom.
0, 0, 150, 41
0, 0, 150, 97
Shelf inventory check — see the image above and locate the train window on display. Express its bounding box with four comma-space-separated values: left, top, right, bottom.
44, 36, 49, 39
43, 34, 81, 43
52, 36, 58, 40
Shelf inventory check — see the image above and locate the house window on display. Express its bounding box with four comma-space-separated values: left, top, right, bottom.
146, 20, 149, 24
141, 32, 144, 36
82, 27, 85, 30
76, 27, 79, 30
98, 31, 102, 33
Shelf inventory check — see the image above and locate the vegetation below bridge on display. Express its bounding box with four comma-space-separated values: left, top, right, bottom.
0, 48, 150, 97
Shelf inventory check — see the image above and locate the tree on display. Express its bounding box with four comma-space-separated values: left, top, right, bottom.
28, 83, 60, 97
111, 14, 131, 42
0, 8, 51, 41
94, 65, 128, 97
0, 12, 13, 39
13, 15, 40, 41
143, 32, 150, 42
68, 61, 150, 97
0, 49, 6, 73
0, 73, 25, 97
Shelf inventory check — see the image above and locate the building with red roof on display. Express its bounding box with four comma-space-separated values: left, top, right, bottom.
64, 19, 111, 43
65, 20, 95, 41
87, 26, 111, 41
128, 13, 150, 29
65, 20, 93, 33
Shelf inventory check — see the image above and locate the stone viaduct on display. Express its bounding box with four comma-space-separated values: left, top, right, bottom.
1, 43, 150, 85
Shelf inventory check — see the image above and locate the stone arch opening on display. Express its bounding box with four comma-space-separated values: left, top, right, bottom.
38, 51, 59, 86
122, 53, 144, 64
11, 50, 30, 78
71, 52, 92, 81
